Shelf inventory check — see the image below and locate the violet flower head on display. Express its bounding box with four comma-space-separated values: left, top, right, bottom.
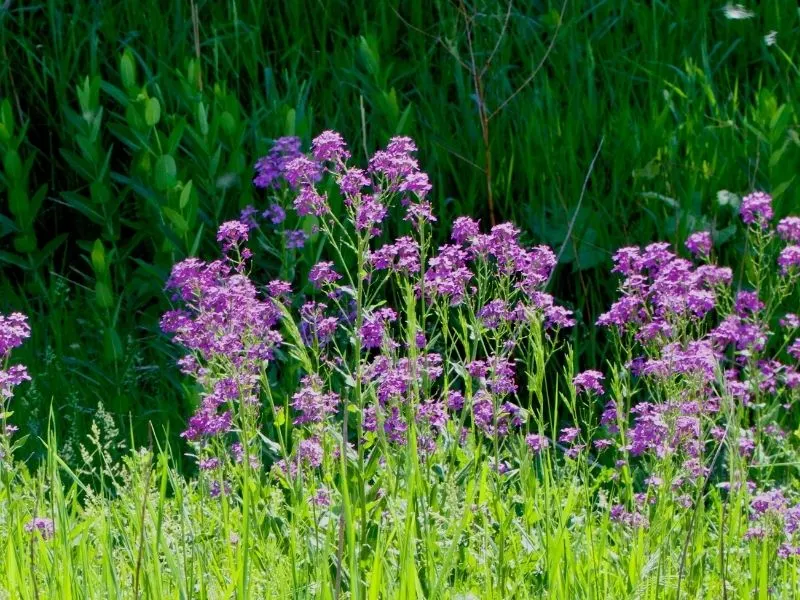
262, 203, 286, 225
685, 231, 712, 258
778, 245, 800, 275
291, 375, 340, 425
0, 313, 32, 402
298, 437, 324, 468
285, 229, 307, 249
740, 191, 773, 227
294, 186, 329, 217
253, 136, 303, 189
308, 261, 342, 288
24, 518, 54, 540
360, 308, 397, 350
284, 156, 322, 189
0, 312, 31, 358
777, 217, 800, 243
452, 217, 480, 244
339, 167, 370, 197
734, 290, 764, 316
573, 370, 605, 395
559, 427, 581, 444
239, 205, 258, 230
216, 220, 250, 253
311, 130, 350, 164
526, 433, 549, 454
355, 195, 388, 233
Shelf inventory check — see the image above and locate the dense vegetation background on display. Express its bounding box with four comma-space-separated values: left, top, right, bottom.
1, 0, 798, 460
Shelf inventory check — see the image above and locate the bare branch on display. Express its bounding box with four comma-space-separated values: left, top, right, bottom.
479, 1, 514, 79
489, 0, 568, 121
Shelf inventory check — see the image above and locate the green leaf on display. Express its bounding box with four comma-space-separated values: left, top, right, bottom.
179, 180, 193, 210
220, 111, 236, 137
95, 281, 114, 309
197, 102, 209, 137
91, 239, 107, 275
284, 108, 296, 136
3, 149, 22, 181
162, 206, 188, 234
154, 155, 177, 190
145, 97, 161, 127
120, 49, 137, 90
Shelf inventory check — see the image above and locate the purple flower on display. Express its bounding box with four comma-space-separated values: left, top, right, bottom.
544, 305, 575, 329
369, 237, 421, 274
478, 300, 508, 329
262, 203, 286, 225
339, 168, 370, 197
298, 437, 324, 468
399, 172, 432, 198
294, 186, 329, 217
253, 136, 303, 189
740, 191, 773, 227
525, 433, 549, 454
446, 390, 465, 411
0, 312, 31, 357
685, 231, 712, 257
559, 427, 581, 444
369, 136, 420, 183
355, 195, 388, 232
216, 221, 249, 252
24, 518, 54, 540
360, 308, 397, 349
311, 130, 350, 164
572, 370, 605, 395
308, 262, 341, 288
452, 217, 480, 244
299, 302, 339, 346
734, 291, 764, 316
239, 205, 258, 229
199, 457, 221, 470
777, 217, 800, 243
267, 280, 292, 299
778, 245, 800, 275
291, 375, 340, 425
312, 487, 331, 507
284, 156, 322, 188
285, 229, 307, 249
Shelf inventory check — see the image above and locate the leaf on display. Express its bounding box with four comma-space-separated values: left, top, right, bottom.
95, 281, 114, 309
145, 97, 161, 127
91, 239, 107, 275
154, 155, 177, 190
120, 49, 137, 90
3, 149, 22, 181
162, 207, 188, 234
179, 180, 193, 209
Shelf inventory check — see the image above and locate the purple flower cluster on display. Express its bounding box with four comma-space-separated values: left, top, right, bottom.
572, 370, 605, 395
161, 226, 284, 440
0, 313, 31, 436
685, 231, 712, 258
292, 375, 340, 425
24, 517, 54, 540
740, 191, 773, 227
253, 137, 303, 189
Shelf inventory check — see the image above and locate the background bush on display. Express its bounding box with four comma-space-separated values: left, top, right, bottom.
1, 0, 799, 456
